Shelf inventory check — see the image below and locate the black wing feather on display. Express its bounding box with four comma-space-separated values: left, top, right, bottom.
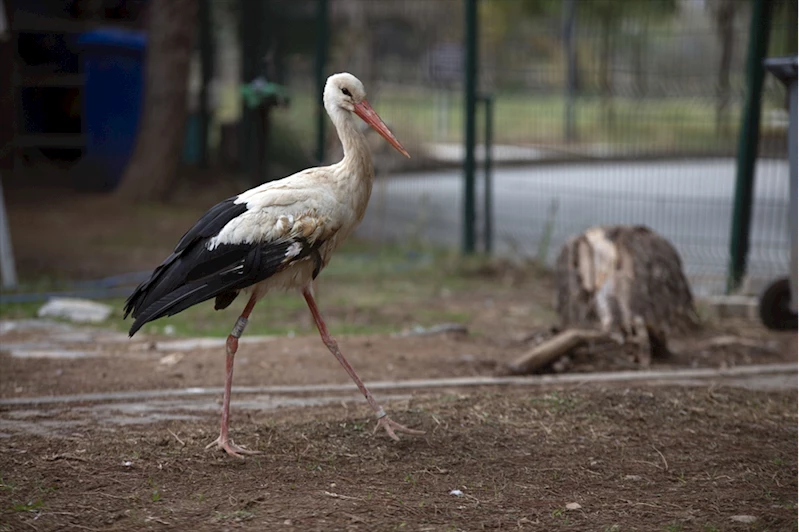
174, 197, 247, 253
123, 197, 323, 337
123, 197, 247, 314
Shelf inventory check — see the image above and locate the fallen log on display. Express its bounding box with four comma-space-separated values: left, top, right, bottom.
505, 328, 613, 375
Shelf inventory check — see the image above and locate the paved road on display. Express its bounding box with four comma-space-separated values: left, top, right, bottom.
358, 158, 791, 295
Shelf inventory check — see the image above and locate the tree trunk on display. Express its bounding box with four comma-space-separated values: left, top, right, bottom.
555, 225, 699, 361
115, 0, 198, 203
633, 19, 648, 98
0, 11, 14, 172
714, 0, 736, 136
598, 16, 615, 131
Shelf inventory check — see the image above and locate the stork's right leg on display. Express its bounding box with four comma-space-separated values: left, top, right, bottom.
206, 295, 261, 458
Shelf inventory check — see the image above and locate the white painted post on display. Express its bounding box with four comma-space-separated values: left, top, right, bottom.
0, 175, 18, 289
786, 75, 797, 313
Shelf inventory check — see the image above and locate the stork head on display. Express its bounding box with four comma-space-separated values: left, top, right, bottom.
324, 73, 410, 158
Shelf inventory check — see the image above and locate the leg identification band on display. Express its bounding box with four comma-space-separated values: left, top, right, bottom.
231, 317, 249, 339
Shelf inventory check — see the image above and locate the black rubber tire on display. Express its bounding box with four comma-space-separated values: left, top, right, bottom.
759, 278, 798, 331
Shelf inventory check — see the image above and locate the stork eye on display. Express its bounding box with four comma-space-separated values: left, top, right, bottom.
341, 88, 351, 97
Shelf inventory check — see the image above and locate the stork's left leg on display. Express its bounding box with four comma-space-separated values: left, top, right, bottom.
206, 294, 262, 458
302, 287, 424, 441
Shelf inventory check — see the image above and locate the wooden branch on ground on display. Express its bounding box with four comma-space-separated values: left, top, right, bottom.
504, 329, 613, 375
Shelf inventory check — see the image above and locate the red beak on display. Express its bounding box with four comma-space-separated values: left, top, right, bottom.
353, 100, 411, 158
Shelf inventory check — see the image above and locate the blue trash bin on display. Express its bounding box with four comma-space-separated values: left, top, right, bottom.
78, 28, 146, 191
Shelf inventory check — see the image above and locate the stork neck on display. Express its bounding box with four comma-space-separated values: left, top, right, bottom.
332, 110, 373, 177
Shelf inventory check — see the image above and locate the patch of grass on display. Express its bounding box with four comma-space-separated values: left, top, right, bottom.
551, 506, 570, 525
280, 87, 746, 155
0, 476, 15, 492
10, 499, 44, 513
530, 392, 579, 413
340, 421, 365, 432
0, 241, 551, 339
148, 479, 162, 503
665, 522, 683, 532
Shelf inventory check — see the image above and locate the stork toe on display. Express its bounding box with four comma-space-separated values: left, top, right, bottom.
374, 415, 425, 441
206, 436, 261, 458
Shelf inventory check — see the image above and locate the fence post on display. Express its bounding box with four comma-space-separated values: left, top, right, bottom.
789, 71, 798, 313
0, 176, 17, 289
314, 0, 329, 165
463, 0, 478, 254
483, 95, 493, 254
727, 0, 772, 293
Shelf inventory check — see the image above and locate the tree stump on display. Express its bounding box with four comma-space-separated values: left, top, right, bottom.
554, 225, 698, 364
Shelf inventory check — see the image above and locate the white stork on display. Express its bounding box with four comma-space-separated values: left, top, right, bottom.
124, 73, 423, 457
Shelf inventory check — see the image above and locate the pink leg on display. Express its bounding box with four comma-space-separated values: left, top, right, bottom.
302, 287, 424, 441
206, 294, 261, 458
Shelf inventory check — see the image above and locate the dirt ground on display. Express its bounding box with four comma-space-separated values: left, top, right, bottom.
1, 318, 797, 400
1, 386, 796, 532
1, 317, 797, 531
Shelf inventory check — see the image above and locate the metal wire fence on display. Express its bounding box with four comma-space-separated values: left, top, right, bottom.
211, 0, 794, 295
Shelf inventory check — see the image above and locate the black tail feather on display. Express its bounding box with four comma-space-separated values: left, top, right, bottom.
127, 276, 241, 336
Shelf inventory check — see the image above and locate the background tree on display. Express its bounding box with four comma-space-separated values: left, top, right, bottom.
707, 0, 738, 136
115, 0, 198, 202
582, 0, 677, 127
481, 0, 677, 131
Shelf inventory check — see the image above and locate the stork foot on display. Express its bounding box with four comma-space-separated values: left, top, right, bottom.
374, 415, 425, 442
205, 435, 261, 458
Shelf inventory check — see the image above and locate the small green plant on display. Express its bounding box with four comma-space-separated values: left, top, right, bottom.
531, 392, 578, 413
0, 476, 15, 492
148, 478, 162, 502
10, 499, 44, 512
665, 522, 683, 532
